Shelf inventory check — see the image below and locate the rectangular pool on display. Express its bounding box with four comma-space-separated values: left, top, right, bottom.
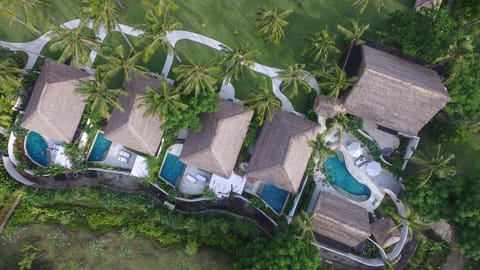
160, 154, 186, 186
259, 183, 289, 213
87, 132, 112, 162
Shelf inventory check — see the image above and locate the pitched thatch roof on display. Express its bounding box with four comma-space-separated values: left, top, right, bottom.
104, 73, 163, 155
246, 111, 321, 193
415, 0, 442, 11
313, 95, 346, 119
180, 100, 253, 178
343, 45, 450, 135
371, 217, 401, 248
313, 192, 371, 247
21, 59, 93, 142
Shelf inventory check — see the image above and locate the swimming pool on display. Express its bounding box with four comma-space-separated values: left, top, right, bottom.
259, 183, 289, 213
160, 154, 186, 186
25, 131, 49, 167
324, 156, 371, 200
87, 132, 112, 162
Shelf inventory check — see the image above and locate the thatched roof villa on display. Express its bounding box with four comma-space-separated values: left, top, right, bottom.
313, 192, 371, 247
21, 59, 93, 142
180, 100, 254, 178
104, 73, 164, 155
246, 111, 322, 193
342, 45, 450, 135
370, 217, 401, 248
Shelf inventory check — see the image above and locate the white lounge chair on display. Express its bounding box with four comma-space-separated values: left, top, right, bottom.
119, 150, 131, 158
117, 156, 128, 163
355, 156, 367, 167
185, 174, 197, 183
196, 174, 207, 183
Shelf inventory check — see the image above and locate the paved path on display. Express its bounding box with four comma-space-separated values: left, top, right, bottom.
0, 19, 321, 114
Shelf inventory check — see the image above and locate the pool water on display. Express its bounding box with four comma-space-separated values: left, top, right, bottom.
324, 156, 371, 198
87, 132, 112, 162
25, 131, 49, 167
259, 183, 289, 213
160, 154, 186, 186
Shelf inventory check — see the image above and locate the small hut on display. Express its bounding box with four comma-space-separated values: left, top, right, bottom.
370, 217, 401, 248
415, 0, 442, 11
313, 95, 346, 120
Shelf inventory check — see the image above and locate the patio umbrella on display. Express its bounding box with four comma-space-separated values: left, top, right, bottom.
366, 161, 382, 177
347, 141, 362, 158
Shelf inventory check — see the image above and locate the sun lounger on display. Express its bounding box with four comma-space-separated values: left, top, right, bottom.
117, 156, 128, 163
119, 150, 131, 158
355, 156, 367, 167
196, 174, 207, 183
185, 174, 197, 183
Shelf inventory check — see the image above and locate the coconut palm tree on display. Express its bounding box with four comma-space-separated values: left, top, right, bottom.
80, 0, 136, 53
277, 63, 312, 97
245, 78, 281, 125
256, 7, 292, 45
50, 24, 99, 68
316, 63, 357, 100
96, 45, 146, 83
75, 79, 126, 119
433, 36, 478, 83
142, 0, 179, 14
308, 133, 335, 166
410, 144, 456, 186
295, 211, 316, 240
337, 19, 369, 70
302, 28, 340, 67
173, 60, 220, 97
137, 7, 182, 62
0, 0, 46, 34
0, 58, 23, 97
218, 43, 257, 83
138, 80, 187, 119
352, 0, 386, 13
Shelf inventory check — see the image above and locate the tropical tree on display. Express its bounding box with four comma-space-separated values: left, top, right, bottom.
80, 0, 136, 52
316, 63, 357, 100
277, 63, 312, 97
308, 133, 335, 166
142, 0, 179, 14
302, 28, 340, 66
352, 0, 385, 13
245, 78, 281, 125
138, 80, 187, 119
433, 36, 478, 83
409, 144, 456, 186
137, 6, 182, 62
173, 60, 220, 97
96, 45, 145, 84
0, 0, 47, 34
295, 211, 315, 240
75, 79, 126, 119
256, 7, 292, 45
218, 43, 257, 83
50, 24, 99, 68
337, 19, 369, 69
18, 244, 40, 270
0, 57, 23, 98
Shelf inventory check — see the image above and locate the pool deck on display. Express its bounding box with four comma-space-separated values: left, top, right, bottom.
96, 142, 137, 170
178, 166, 211, 195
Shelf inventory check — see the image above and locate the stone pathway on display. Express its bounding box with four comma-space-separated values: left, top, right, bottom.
0, 19, 321, 114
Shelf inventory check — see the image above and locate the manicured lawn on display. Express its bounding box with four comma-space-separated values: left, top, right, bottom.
231, 70, 271, 101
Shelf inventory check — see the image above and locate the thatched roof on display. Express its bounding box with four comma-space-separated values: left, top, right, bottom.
313, 95, 346, 119
371, 217, 401, 248
246, 111, 321, 193
21, 59, 93, 142
180, 100, 253, 178
313, 192, 371, 247
104, 73, 163, 155
343, 45, 450, 135
415, 0, 442, 10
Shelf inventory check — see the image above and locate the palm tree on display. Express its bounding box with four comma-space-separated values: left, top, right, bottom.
137, 7, 182, 62
138, 80, 187, 119
0, 58, 23, 98
142, 0, 179, 14
277, 63, 312, 97
244, 78, 281, 125
173, 60, 219, 97
75, 79, 126, 119
96, 45, 146, 83
410, 144, 456, 186
295, 211, 315, 240
80, 0, 136, 53
308, 133, 335, 166
256, 7, 292, 45
50, 24, 99, 68
337, 19, 369, 69
433, 37, 478, 83
352, 0, 385, 13
302, 28, 340, 66
0, 0, 48, 34
316, 63, 357, 100
218, 43, 257, 83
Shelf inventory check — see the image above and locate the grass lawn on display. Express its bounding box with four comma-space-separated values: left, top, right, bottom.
231, 70, 272, 100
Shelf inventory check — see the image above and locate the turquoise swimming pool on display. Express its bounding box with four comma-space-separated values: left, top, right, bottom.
324, 156, 371, 200
259, 183, 289, 213
160, 154, 186, 186
87, 132, 112, 162
25, 131, 50, 167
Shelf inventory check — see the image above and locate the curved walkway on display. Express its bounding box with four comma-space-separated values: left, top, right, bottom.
0, 19, 321, 114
